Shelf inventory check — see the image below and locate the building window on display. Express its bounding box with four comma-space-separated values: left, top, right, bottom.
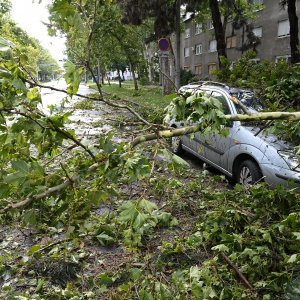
209, 40, 217, 52
208, 63, 217, 74
194, 65, 202, 75
226, 35, 237, 48
249, 58, 261, 64
208, 20, 214, 30
278, 19, 290, 37
275, 55, 291, 63
185, 28, 191, 38
252, 27, 262, 38
184, 47, 190, 57
195, 23, 203, 35
195, 44, 203, 55
184, 66, 190, 71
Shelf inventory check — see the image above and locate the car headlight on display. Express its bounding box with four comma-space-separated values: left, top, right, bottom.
278, 150, 300, 171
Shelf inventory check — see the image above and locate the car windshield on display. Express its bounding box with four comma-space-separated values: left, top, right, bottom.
230, 90, 266, 127
230, 90, 266, 113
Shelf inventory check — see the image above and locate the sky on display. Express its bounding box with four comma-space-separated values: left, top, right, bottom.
10, 0, 66, 62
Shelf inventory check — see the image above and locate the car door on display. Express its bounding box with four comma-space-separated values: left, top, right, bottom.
193, 89, 236, 173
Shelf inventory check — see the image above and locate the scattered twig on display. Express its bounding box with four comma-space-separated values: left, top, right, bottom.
0, 108, 48, 130
60, 163, 74, 188
221, 252, 253, 290
106, 118, 145, 126
47, 118, 97, 162
0, 163, 99, 213
39, 238, 72, 253
43, 143, 79, 167
26, 79, 152, 126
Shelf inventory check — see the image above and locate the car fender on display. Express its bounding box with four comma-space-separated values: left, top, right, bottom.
227, 143, 271, 175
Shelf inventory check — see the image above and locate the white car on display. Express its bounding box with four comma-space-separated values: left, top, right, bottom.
170, 82, 300, 187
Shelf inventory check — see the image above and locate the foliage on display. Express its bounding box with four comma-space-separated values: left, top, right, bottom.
216, 52, 300, 107
0, 2, 60, 80
48, 0, 149, 89
164, 90, 229, 137
0, 1, 300, 298
89, 81, 174, 124
2, 165, 300, 299
180, 68, 194, 86
215, 51, 300, 142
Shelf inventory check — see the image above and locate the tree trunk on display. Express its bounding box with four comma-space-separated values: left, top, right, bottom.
174, 0, 181, 90
209, 0, 227, 68
131, 64, 139, 91
117, 67, 122, 88
161, 53, 172, 95
131, 111, 300, 148
101, 71, 105, 84
97, 59, 101, 86
288, 0, 300, 64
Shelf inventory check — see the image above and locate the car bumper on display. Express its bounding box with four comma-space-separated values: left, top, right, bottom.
261, 163, 300, 187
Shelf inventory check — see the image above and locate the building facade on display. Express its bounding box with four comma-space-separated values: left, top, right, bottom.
181, 0, 300, 78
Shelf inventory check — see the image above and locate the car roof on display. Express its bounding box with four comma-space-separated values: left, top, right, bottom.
179, 81, 253, 96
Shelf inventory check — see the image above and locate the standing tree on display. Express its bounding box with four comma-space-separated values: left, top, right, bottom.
281, 0, 300, 64
117, 0, 181, 92
186, 0, 262, 68
48, 0, 146, 91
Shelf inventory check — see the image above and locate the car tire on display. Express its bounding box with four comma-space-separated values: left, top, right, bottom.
237, 160, 263, 187
170, 136, 183, 155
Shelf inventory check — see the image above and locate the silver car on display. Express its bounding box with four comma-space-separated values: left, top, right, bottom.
170, 82, 300, 187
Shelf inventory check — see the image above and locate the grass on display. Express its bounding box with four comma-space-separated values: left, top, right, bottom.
88, 80, 176, 111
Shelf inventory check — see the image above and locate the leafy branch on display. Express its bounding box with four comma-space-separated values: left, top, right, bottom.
131, 111, 300, 148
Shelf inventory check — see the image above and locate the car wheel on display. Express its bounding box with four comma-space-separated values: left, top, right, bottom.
237, 160, 263, 187
170, 136, 183, 155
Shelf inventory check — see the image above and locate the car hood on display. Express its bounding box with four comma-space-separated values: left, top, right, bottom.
246, 126, 295, 151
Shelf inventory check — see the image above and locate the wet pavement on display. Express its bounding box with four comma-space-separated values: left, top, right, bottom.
41, 81, 128, 143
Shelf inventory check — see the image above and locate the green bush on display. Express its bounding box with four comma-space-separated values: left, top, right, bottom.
216, 51, 300, 109
180, 68, 194, 85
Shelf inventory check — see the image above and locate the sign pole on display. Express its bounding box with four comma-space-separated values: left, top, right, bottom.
158, 37, 172, 95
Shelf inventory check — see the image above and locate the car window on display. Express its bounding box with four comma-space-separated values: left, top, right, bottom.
211, 91, 231, 115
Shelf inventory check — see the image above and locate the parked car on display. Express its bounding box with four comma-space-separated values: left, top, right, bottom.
169, 81, 300, 187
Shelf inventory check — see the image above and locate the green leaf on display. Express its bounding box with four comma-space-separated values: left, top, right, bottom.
98, 273, 114, 285
96, 233, 114, 246
139, 198, 157, 213
12, 78, 27, 92
4, 172, 26, 184
285, 276, 300, 300
287, 254, 298, 263
133, 212, 147, 229
12, 160, 30, 173
27, 244, 41, 255
140, 289, 154, 300
35, 278, 45, 293
130, 268, 142, 280
155, 283, 173, 300
23, 210, 37, 226
211, 244, 229, 253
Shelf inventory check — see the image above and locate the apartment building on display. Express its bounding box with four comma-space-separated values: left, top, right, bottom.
181, 0, 300, 78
